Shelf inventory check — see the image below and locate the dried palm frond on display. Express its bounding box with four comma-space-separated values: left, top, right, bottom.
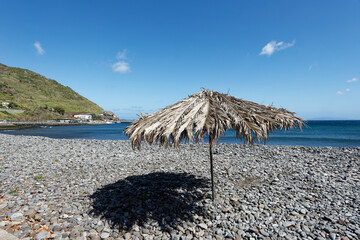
126, 89, 304, 149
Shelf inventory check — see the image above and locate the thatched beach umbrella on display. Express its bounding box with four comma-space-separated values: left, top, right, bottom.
125, 89, 304, 200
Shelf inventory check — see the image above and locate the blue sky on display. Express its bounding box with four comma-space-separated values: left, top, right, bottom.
1, 0, 359, 120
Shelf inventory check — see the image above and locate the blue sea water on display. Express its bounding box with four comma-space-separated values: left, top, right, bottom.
1, 121, 360, 147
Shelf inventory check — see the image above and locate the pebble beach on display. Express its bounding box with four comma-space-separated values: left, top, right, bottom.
0, 134, 359, 240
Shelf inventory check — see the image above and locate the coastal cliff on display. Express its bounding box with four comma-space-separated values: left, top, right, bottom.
0, 63, 103, 121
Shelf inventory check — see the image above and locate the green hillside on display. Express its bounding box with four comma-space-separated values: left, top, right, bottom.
0, 63, 103, 120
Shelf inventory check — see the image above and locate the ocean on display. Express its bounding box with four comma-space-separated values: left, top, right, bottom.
1, 120, 360, 147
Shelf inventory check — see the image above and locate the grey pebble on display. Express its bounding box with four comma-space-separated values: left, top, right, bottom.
10, 212, 25, 222
198, 223, 208, 229
124, 232, 131, 239
24, 209, 36, 218
260, 229, 269, 236
100, 232, 110, 239
0, 134, 359, 240
283, 221, 295, 228
35, 230, 50, 240
323, 226, 334, 233
53, 231, 63, 240
330, 233, 336, 240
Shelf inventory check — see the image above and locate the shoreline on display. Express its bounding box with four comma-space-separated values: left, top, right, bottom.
1, 120, 359, 149
0, 120, 132, 130
1, 131, 359, 150
0, 134, 359, 239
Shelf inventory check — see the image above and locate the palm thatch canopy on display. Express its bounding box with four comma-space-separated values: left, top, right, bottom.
126, 89, 304, 149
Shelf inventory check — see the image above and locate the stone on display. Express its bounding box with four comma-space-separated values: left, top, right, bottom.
53, 231, 63, 240
283, 221, 295, 228
35, 230, 50, 240
34, 214, 43, 221
24, 209, 37, 218
323, 226, 334, 233
133, 224, 140, 232
303, 225, 311, 232
260, 229, 269, 236
52, 225, 63, 231
215, 234, 223, 240
337, 220, 347, 225
70, 230, 81, 238
96, 226, 103, 232
285, 235, 296, 240
91, 235, 101, 240
222, 207, 232, 213
300, 208, 307, 214
274, 208, 281, 214
13, 230, 24, 238
0, 203, 7, 209
10, 212, 25, 222
100, 232, 110, 239
198, 223, 208, 229
62, 232, 69, 239
330, 233, 336, 240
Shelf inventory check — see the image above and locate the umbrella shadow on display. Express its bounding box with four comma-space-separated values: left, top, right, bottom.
89, 172, 210, 232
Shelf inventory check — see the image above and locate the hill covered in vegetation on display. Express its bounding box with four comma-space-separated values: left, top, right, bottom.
0, 63, 103, 121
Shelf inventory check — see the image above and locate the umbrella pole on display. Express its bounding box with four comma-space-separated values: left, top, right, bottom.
209, 135, 215, 201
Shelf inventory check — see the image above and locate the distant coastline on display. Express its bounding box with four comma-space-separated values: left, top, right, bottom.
118, 120, 133, 123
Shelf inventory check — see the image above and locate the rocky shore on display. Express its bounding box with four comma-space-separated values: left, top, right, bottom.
0, 121, 118, 130
0, 134, 359, 240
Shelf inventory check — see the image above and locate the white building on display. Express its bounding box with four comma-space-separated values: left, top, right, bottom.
2, 102, 9, 108
73, 114, 92, 120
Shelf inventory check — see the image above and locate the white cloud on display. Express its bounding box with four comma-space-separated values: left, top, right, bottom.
112, 49, 131, 73
336, 77, 357, 96
260, 40, 295, 56
117, 49, 127, 60
336, 88, 351, 95
309, 63, 318, 71
34, 41, 45, 55
336, 91, 344, 95
347, 77, 358, 83
112, 61, 130, 73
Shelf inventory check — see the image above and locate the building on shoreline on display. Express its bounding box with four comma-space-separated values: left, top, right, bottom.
68, 112, 92, 120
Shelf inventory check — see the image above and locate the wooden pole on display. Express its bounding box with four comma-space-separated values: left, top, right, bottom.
209, 134, 215, 201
